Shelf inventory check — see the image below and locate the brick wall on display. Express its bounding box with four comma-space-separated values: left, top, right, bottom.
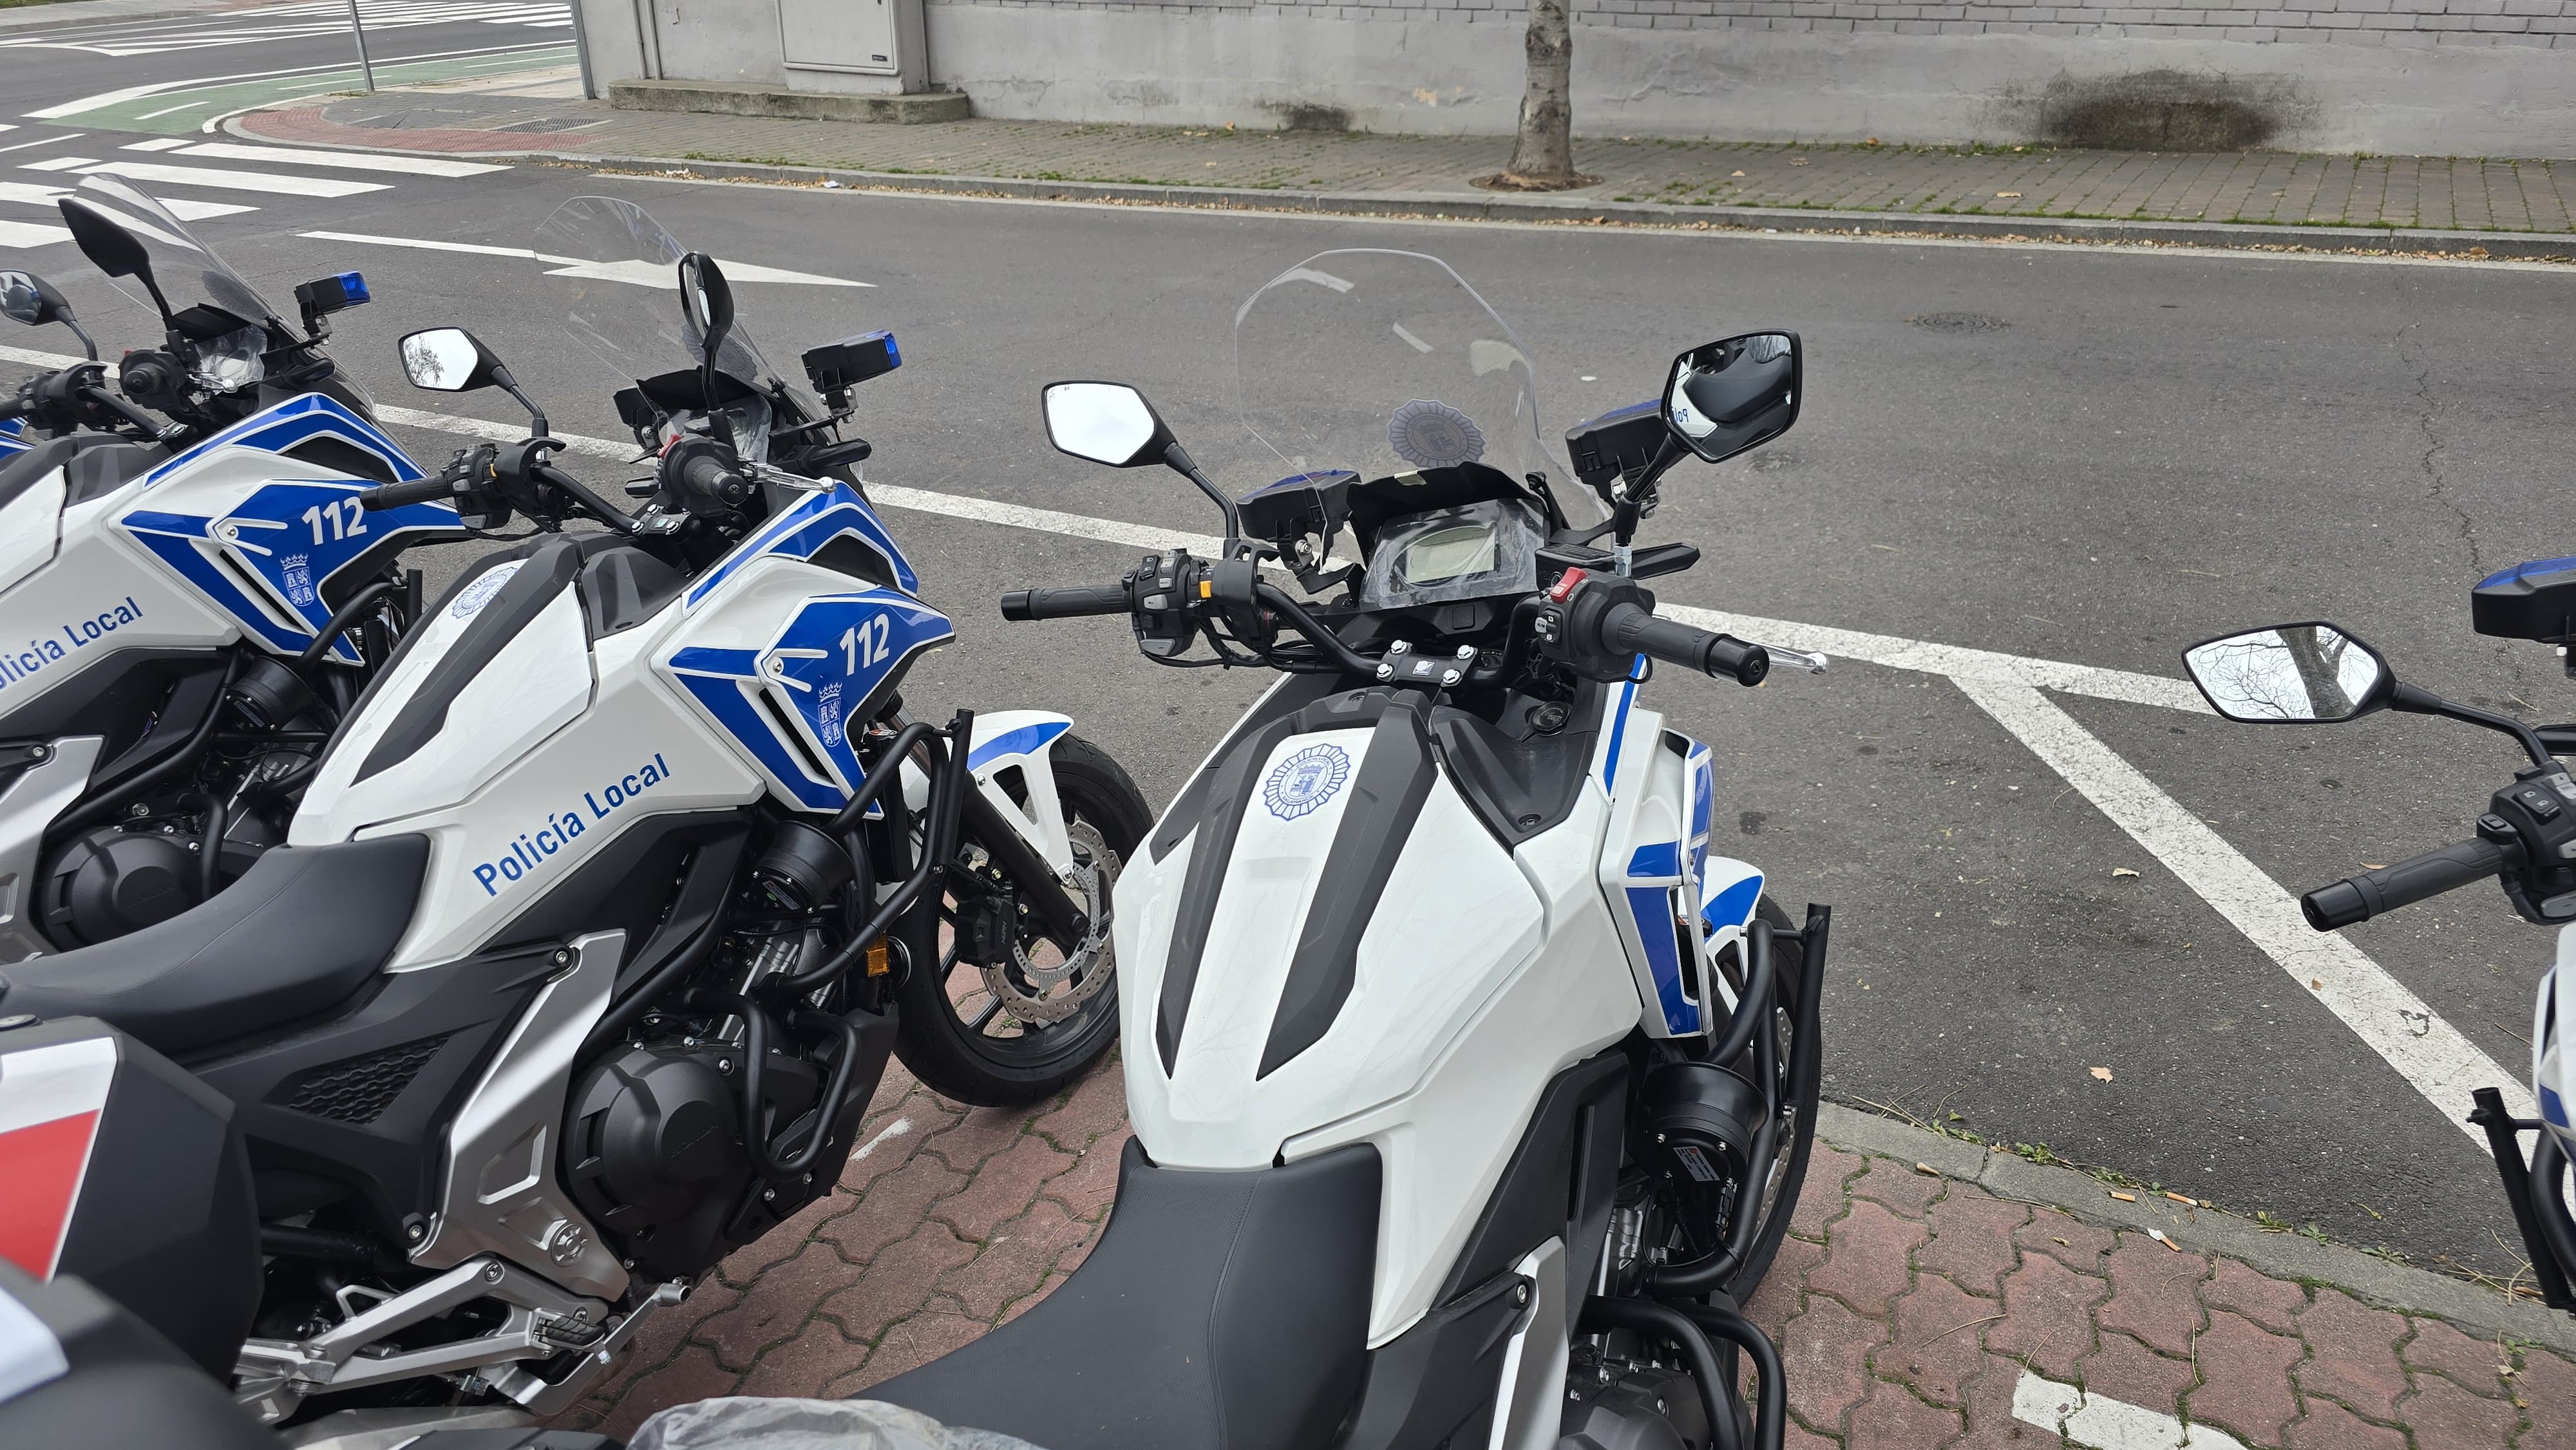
931, 0, 2576, 50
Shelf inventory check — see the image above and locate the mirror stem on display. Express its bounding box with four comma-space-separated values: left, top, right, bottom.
2390, 681, 2557, 769
60, 317, 97, 363
489, 363, 549, 438
1160, 440, 1244, 556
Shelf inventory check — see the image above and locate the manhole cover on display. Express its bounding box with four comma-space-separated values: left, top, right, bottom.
1907, 312, 2010, 334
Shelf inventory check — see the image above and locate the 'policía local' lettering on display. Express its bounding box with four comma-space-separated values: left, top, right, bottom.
471, 751, 672, 896
0, 597, 144, 693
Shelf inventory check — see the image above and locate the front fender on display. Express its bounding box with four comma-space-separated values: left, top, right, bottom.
902, 711, 1077, 875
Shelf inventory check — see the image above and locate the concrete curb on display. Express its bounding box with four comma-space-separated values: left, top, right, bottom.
1815, 1100, 2576, 1355
383, 146, 2576, 260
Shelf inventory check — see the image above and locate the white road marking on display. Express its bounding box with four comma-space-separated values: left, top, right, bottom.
2014, 1369, 2246, 1450
0, 136, 82, 158
0, 334, 2532, 1139
297, 229, 873, 287
175, 142, 506, 178
0, 219, 69, 247
136, 100, 212, 120
0, 0, 571, 55
118, 138, 191, 152
0, 180, 254, 220
1951, 675, 2533, 1138
35, 159, 390, 198
849, 1116, 912, 1161
24, 41, 567, 119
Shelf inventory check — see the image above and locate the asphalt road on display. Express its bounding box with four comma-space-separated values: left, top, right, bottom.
6, 143, 2572, 1283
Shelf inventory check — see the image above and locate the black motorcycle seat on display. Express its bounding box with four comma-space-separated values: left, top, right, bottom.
0, 836, 428, 1057
869, 1138, 1381, 1450
0, 433, 137, 512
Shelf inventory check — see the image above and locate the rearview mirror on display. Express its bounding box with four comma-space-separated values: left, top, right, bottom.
0, 270, 95, 361
1, 270, 72, 328
2183, 623, 2392, 724
679, 252, 734, 373
1043, 381, 1173, 469
1664, 332, 1800, 464
397, 327, 502, 392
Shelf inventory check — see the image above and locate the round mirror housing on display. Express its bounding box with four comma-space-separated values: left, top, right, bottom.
1043, 381, 1173, 469
1663, 332, 1801, 464
397, 326, 499, 393
2183, 623, 2393, 724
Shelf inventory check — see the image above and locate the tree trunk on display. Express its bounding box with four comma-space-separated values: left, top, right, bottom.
1505, 0, 1575, 185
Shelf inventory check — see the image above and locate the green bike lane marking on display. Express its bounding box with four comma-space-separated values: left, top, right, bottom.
44, 43, 573, 134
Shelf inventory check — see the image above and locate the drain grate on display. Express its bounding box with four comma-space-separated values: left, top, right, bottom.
1908, 312, 2011, 334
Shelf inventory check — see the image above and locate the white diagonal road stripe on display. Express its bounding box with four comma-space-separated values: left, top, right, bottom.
170, 142, 505, 178
23, 158, 388, 198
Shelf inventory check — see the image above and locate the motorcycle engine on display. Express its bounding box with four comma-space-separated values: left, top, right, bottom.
40, 824, 202, 946
1560, 1362, 1712, 1450
39, 814, 281, 948
562, 1038, 837, 1282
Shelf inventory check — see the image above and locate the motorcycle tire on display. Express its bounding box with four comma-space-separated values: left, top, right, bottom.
892, 732, 1150, 1107
1724, 895, 1823, 1298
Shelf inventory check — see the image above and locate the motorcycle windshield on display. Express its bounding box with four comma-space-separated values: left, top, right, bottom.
70, 174, 285, 336
536, 195, 788, 407
1233, 249, 1553, 494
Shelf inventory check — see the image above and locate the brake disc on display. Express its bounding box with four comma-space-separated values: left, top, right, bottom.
980, 818, 1119, 1025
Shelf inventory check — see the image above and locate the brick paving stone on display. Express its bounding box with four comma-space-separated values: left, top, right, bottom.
1745, 1234, 1824, 1338
1987, 1252, 2105, 1379
1043, 1126, 1130, 1223
2095, 1231, 2208, 1359
596, 1344, 741, 1443
2072, 1330, 2197, 1421
2013, 1206, 2115, 1273
1849, 1155, 1946, 1218
1809, 1199, 1927, 1318
2186, 1310, 2307, 1447
2284, 1397, 2412, 1450
1915, 1189, 2029, 1299
1790, 1143, 1864, 1241
1784, 1421, 1840, 1450
1873, 1272, 1995, 1406
936, 1133, 1078, 1243
693, 1239, 862, 1371
816, 1221, 982, 1344
936, 1198, 1095, 1320
2516, 1346, 2576, 1449
1778, 1293, 1887, 1433
999, 1270, 1069, 1326
715, 1187, 863, 1285
2204, 1257, 2308, 1336
734, 1324, 872, 1400
821, 1153, 969, 1263
2399, 1317, 2512, 1398
1952, 1353, 2062, 1450
2396, 1375, 2521, 1450
2295, 1289, 2410, 1422
831, 1311, 989, 1395
1031, 1057, 1127, 1150
1846, 1379, 1962, 1450
920, 1105, 1031, 1172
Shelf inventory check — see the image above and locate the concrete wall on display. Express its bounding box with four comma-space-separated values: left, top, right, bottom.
582, 0, 2576, 153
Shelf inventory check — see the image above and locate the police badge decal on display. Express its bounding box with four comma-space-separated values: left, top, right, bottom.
1263, 743, 1352, 821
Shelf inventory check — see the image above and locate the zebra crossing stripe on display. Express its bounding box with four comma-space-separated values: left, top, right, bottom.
23, 158, 391, 198
172, 142, 506, 178
0, 178, 254, 219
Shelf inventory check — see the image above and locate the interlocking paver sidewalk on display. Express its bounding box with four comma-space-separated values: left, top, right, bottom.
240, 71, 2576, 238
553, 1050, 2575, 1448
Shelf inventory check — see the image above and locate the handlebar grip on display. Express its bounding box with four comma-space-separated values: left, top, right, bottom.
679, 452, 746, 504
2300, 838, 2508, 930
1600, 602, 1771, 687
1001, 583, 1131, 622
357, 476, 455, 511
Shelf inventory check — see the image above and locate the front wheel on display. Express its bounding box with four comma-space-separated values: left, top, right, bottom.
892, 732, 1149, 1107
1724, 895, 1823, 1298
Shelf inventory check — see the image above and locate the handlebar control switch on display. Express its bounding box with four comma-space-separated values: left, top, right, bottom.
2481, 770, 2576, 923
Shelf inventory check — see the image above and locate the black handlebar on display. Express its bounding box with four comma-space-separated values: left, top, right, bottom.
0, 395, 29, 423
2302, 837, 2512, 930
358, 476, 455, 511
1599, 601, 1770, 686
1001, 583, 1132, 621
